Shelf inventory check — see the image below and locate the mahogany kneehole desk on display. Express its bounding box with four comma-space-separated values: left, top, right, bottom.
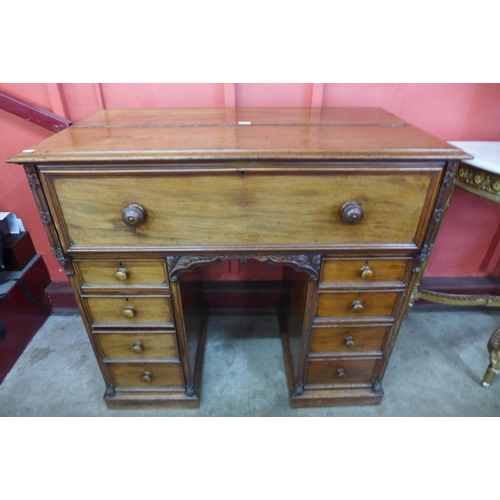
9, 108, 471, 409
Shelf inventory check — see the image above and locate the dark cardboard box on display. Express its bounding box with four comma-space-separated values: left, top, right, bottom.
1, 232, 36, 271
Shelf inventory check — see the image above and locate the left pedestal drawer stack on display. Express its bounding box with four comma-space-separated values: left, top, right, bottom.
72, 258, 198, 408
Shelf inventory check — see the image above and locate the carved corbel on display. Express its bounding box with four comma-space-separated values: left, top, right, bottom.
24, 165, 68, 273
51, 246, 74, 276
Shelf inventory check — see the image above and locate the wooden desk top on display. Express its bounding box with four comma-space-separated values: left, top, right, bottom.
8, 108, 471, 164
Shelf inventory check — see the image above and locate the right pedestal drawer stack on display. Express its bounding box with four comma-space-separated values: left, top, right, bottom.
305, 257, 412, 402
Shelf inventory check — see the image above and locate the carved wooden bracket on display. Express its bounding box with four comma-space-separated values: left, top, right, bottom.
51, 246, 74, 276
166, 254, 322, 282
24, 164, 74, 276
412, 242, 434, 274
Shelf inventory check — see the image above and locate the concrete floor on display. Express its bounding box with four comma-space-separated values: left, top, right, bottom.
1, 308, 499, 416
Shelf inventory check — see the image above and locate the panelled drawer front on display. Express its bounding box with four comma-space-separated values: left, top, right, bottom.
306, 359, 378, 386
77, 260, 167, 287
98, 332, 178, 359
109, 362, 184, 388
86, 296, 173, 325
48, 171, 434, 249
321, 258, 409, 284
316, 291, 400, 318
311, 325, 388, 353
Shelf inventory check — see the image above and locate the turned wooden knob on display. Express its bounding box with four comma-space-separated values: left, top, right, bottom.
341, 201, 364, 225
123, 305, 136, 319
360, 265, 373, 280
344, 335, 356, 348
142, 371, 152, 383
122, 204, 145, 228
337, 368, 346, 379
131, 341, 143, 353
115, 267, 129, 281
351, 300, 364, 312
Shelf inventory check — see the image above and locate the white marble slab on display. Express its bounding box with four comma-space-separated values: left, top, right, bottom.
449, 141, 500, 175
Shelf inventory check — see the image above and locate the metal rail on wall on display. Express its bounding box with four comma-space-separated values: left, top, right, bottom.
0, 90, 71, 132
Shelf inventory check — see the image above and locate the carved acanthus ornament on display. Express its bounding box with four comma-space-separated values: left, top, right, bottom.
23, 165, 74, 276
51, 246, 74, 276
167, 254, 322, 282
455, 165, 500, 204
412, 243, 434, 274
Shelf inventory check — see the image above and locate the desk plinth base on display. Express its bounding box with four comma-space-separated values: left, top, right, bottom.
104, 391, 199, 410
289, 388, 383, 408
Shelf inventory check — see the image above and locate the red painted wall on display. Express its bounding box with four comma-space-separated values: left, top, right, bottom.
1, 83, 500, 283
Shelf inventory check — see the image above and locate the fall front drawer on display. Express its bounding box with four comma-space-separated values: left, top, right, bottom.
43, 169, 436, 250
84, 295, 173, 326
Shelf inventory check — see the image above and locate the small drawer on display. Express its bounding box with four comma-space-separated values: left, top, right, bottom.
316, 291, 400, 318
86, 296, 173, 326
98, 332, 178, 359
321, 258, 409, 284
306, 359, 378, 386
77, 260, 168, 287
311, 325, 388, 353
109, 362, 184, 388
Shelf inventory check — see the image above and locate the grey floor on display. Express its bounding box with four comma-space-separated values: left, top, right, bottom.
1, 308, 499, 416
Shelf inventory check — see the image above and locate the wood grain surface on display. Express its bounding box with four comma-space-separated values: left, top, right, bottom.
321, 258, 410, 283
316, 291, 400, 318
8, 108, 471, 163
86, 296, 172, 325
109, 362, 184, 388
310, 325, 389, 353
306, 358, 378, 386
98, 332, 178, 359
50, 171, 434, 248
77, 260, 167, 286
